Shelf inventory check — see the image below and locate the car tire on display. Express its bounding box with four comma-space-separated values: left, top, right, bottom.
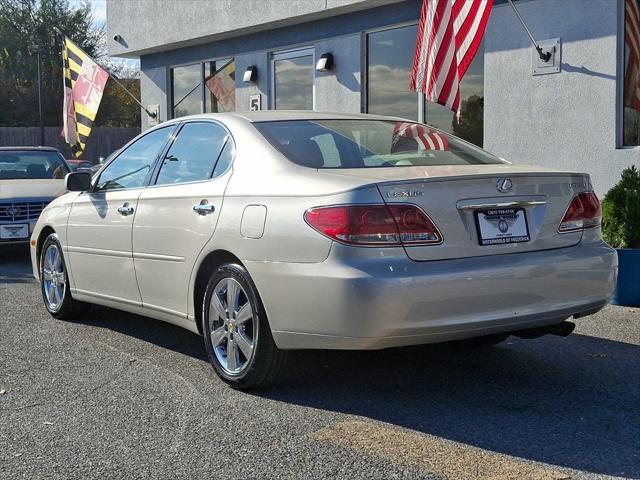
450, 333, 510, 349
40, 233, 90, 319
202, 263, 290, 390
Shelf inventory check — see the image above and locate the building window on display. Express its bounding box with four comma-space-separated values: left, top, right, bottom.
171, 59, 236, 118
366, 25, 485, 146
367, 25, 419, 121
171, 63, 202, 118
271, 48, 314, 110
623, 0, 640, 146
205, 59, 236, 113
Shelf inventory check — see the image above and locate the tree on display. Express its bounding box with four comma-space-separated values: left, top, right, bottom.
0, 0, 139, 129
452, 95, 484, 147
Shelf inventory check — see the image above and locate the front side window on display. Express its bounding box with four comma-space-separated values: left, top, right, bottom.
0, 151, 69, 179
272, 50, 314, 110
255, 120, 503, 169
624, 0, 640, 145
367, 25, 485, 146
155, 122, 229, 185
96, 126, 174, 191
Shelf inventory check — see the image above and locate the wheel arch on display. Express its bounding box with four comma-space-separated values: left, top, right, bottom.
192, 249, 245, 336
35, 225, 56, 278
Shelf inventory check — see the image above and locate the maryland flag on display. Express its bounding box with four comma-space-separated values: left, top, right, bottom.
62, 37, 109, 158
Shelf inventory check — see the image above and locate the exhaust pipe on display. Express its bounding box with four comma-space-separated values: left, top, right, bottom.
542, 321, 575, 337
513, 320, 576, 339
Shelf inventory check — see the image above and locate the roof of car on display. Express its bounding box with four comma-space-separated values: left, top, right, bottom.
177, 111, 407, 123
0, 146, 62, 152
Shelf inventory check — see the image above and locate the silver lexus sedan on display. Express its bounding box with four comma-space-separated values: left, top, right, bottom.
30, 112, 617, 389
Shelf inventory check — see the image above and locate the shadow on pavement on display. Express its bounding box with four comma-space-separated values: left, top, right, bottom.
3, 252, 638, 477
76, 302, 639, 479
263, 336, 640, 479
0, 246, 34, 284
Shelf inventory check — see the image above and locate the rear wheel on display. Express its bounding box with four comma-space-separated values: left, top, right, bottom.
40, 233, 89, 319
202, 263, 289, 389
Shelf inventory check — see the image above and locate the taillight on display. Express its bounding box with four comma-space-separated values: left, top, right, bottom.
558, 192, 601, 233
304, 204, 442, 246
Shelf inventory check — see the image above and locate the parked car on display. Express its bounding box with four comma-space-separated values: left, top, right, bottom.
30, 112, 618, 389
1, 146, 69, 245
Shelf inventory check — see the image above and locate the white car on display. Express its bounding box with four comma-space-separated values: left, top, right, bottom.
0, 147, 68, 244
30, 112, 617, 389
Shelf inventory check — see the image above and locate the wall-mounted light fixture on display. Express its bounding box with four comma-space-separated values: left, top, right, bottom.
315, 53, 334, 72
243, 66, 257, 83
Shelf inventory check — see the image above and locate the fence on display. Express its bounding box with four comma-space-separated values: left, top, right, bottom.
0, 127, 140, 163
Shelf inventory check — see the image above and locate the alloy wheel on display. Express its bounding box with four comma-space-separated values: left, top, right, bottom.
42, 244, 66, 312
208, 277, 256, 375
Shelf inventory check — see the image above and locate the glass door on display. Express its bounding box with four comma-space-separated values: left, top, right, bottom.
270, 48, 315, 110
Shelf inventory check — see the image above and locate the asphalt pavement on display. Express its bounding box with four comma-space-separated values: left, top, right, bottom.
1, 247, 639, 479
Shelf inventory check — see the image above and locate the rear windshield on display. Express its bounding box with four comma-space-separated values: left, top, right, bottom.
0, 151, 69, 179
254, 120, 504, 168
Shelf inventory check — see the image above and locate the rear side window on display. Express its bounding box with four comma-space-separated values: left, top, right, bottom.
254, 119, 504, 168
96, 126, 174, 191
155, 122, 229, 185
0, 151, 69, 179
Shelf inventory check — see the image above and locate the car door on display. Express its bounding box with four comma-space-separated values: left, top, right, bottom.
133, 121, 234, 317
65, 125, 176, 304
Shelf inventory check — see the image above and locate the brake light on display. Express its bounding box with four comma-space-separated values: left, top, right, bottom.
558, 192, 601, 233
304, 204, 442, 246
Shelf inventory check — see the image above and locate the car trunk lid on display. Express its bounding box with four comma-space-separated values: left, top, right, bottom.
319, 166, 593, 261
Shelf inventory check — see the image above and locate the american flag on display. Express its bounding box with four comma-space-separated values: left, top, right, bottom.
410, 0, 494, 117
625, 0, 640, 111
393, 122, 449, 151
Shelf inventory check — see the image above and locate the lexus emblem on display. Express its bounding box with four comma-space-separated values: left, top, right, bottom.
496, 178, 513, 193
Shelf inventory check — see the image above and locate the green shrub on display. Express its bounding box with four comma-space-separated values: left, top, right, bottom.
601, 165, 640, 248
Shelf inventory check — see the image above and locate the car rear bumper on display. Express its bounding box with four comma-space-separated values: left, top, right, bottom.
245, 241, 618, 350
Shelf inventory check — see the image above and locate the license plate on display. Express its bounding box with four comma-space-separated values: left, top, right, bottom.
0, 224, 29, 240
475, 208, 530, 246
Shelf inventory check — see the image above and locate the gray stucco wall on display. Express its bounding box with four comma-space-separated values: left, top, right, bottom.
106, 0, 403, 57
136, 1, 421, 129
484, 0, 639, 196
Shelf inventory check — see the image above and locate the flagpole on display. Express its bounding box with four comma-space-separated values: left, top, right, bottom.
106, 72, 157, 120
53, 27, 157, 120
507, 0, 551, 62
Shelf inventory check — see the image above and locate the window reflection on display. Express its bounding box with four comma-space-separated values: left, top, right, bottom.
367, 25, 419, 121
427, 40, 485, 147
367, 25, 485, 146
205, 59, 236, 113
171, 63, 202, 118
274, 55, 314, 110
171, 59, 236, 119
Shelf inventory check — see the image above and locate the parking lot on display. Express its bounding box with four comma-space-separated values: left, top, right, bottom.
0, 247, 638, 480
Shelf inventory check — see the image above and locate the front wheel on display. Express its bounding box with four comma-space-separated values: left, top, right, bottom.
40, 233, 89, 319
202, 263, 290, 389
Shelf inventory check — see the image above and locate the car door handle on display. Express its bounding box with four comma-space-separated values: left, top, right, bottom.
117, 203, 135, 216
193, 202, 215, 215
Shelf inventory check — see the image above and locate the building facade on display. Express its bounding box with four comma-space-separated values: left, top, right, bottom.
107, 0, 639, 195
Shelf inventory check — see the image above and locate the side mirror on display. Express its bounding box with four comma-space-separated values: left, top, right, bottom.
65, 171, 92, 192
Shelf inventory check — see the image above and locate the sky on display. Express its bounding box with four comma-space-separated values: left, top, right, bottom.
68, 0, 140, 69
